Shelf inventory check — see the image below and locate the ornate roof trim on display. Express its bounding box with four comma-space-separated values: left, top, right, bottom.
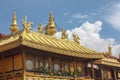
0, 30, 104, 58
95, 57, 120, 67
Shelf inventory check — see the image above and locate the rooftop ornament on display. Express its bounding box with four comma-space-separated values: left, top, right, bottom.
45, 11, 57, 36
73, 33, 80, 44
61, 28, 68, 40
108, 44, 112, 55
38, 24, 43, 33
22, 16, 33, 33
10, 12, 19, 33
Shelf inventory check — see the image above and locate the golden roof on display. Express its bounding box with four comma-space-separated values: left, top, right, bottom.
0, 12, 104, 59
95, 57, 120, 67
0, 29, 104, 59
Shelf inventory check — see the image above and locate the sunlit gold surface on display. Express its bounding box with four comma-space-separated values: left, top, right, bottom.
10, 12, 19, 33
0, 12, 104, 59
0, 29, 103, 58
38, 24, 43, 33
108, 44, 112, 55
45, 11, 57, 36
61, 28, 68, 39
73, 33, 80, 43
22, 16, 33, 32
95, 57, 120, 67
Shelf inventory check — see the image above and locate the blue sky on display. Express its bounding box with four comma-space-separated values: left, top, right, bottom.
0, 0, 120, 56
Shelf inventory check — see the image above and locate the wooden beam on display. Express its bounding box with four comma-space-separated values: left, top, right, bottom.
12, 56, 15, 79
100, 66, 104, 80
74, 59, 76, 75
114, 68, 117, 80
22, 52, 25, 74
48, 55, 51, 71
2, 56, 5, 80
91, 61, 94, 79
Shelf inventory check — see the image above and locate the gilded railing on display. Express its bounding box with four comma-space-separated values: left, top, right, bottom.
24, 71, 94, 80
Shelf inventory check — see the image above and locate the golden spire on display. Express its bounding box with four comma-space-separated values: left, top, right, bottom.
38, 24, 43, 33
108, 44, 112, 55
10, 11, 19, 33
45, 11, 57, 36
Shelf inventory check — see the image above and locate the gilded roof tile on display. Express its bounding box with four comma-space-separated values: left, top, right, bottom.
95, 57, 120, 67
0, 30, 104, 58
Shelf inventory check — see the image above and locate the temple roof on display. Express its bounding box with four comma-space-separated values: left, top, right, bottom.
0, 12, 104, 59
95, 57, 120, 67
0, 30, 104, 59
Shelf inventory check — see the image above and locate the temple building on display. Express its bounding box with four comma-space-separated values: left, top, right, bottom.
94, 45, 120, 80
0, 12, 120, 80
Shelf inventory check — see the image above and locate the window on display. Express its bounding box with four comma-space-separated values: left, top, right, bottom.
26, 60, 34, 71
62, 60, 70, 72
76, 61, 84, 76
25, 53, 34, 71
53, 59, 60, 71
70, 61, 74, 73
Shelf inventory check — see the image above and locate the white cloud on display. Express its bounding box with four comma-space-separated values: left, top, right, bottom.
72, 13, 88, 19
55, 21, 120, 57
105, 2, 120, 30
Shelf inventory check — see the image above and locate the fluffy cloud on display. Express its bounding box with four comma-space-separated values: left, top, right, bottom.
105, 2, 120, 30
55, 21, 120, 57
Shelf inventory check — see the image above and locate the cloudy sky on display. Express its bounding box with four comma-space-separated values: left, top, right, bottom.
0, 0, 120, 56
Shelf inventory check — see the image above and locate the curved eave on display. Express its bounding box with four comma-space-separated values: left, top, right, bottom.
0, 40, 21, 52
0, 30, 104, 59
22, 40, 104, 59
95, 59, 120, 67
0, 39, 104, 59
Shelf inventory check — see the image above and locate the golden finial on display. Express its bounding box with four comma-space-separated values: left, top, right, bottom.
10, 11, 19, 33
22, 16, 33, 32
61, 28, 68, 39
119, 53, 120, 58
108, 44, 112, 55
50, 11, 53, 20
73, 33, 80, 43
38, 24, 43, 33
45, 11, 57, 36
49, 11, 55, 27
